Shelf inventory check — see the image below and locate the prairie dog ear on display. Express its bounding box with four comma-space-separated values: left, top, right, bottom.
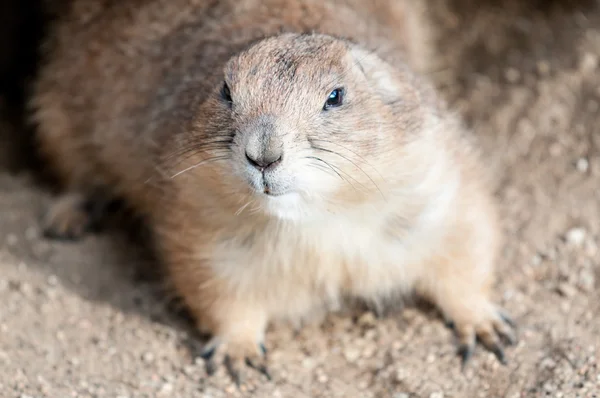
348, 44, 440, 111
347, 45, 414, 105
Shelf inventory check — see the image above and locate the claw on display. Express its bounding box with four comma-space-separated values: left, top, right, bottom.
205, 359, 217, 376
260, 343, 268, 356
200, 345, 216, 360
490, 344, 507, 365
458, 343, 474, 369
224, 355, 243, 387
496, 327, 517, 346
260, 366, 272, 381
498, 309, 517, 329
199, 339, 218, 376
245, 357, 272, 381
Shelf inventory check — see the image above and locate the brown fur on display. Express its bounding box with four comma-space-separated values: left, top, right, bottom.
31, 0, 514, 381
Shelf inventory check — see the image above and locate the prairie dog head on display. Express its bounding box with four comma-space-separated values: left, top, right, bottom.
174, 33, 440, 221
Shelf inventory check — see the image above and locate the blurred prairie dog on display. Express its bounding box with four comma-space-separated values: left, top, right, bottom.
32, 0, 516, 382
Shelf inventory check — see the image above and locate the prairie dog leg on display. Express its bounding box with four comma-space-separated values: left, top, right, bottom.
415, 255, 517, 367
42, 191, 118, 240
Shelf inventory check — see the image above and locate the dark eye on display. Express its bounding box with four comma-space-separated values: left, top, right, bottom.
221, 81, 232, 104
323, 88, 344, 110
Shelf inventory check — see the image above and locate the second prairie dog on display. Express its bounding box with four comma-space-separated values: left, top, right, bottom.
32, 0, 516, 381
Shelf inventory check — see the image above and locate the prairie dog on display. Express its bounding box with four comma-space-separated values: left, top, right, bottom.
32, 0, 516, 382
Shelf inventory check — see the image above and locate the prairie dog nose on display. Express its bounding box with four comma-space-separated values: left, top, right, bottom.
243, 116, 283, 171
245, 148, 282, 171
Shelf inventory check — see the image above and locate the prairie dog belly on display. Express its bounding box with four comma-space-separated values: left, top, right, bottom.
207, 198, 451, 322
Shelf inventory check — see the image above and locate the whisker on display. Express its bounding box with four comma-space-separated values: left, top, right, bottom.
170, 155, 228, 179
306, 156, 367, 194
165, 139, 232, 161
306, 156, 344, 180
311, 146, 384, 198
309, 138, 386, 181
235, 200, 253, 216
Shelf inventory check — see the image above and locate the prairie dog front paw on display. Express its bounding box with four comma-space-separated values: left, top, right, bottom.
194, 300, 270, 385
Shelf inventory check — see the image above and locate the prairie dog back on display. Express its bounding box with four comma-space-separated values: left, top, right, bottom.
32, 0, 515, 384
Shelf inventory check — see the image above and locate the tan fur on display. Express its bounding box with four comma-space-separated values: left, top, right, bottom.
31, 0, 514, 379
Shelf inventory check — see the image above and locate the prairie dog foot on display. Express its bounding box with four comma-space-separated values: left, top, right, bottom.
196, 305, 270, 385
447, 301, 516, 367
433, 291, 517, 367
201, 335, 270, 385
42, 192, 117, 240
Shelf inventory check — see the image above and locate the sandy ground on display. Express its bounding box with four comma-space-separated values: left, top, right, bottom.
1, 1, 600, 397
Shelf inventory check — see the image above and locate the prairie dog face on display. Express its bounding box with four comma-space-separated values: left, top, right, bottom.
185, 33, 432, 221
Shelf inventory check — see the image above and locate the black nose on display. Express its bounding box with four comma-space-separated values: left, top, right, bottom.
245, 150, 282, 171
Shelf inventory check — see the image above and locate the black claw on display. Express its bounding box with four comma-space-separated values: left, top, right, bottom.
244, 357, 272, 381
199, 345, 216, 360
458, 344, 473, 369
205, 359, 216, 376
498, 331, 517, 346
224, 356, 242, 387
260, 343, 267, 356
499, 311, 517, 329
491, 344, 507, 365
232, 372, 242, 387
259, 365, 272, 381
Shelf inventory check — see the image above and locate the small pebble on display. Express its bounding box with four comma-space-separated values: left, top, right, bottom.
557, 282, 577, 298
565, 228, 586, 247
6, 234, 18, 246
394, 394, 410, 398
430, 392, 444, 398
537, 60, 550, 75
142, 352, 155, 363
505, 67, 520, 83
47, 275, 59, 286
344, 348, 361, 363
576, 157, 589, 173
540, 357, 557, 369
302, 357, 315, 369
364, 329, 377, 340
549, 143, 563, 156
585, 240, 598, 257
159, 383, 173, 394
25, 227, 37, 240
578, 269, 595, 292
543, 381, 556, 392
581, 52, 598, 73
358, 312, 377, 327
362, 345, 376, 358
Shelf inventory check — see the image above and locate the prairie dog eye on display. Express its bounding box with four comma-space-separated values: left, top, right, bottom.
221, 81, 232, 104
323, 88, 344, 110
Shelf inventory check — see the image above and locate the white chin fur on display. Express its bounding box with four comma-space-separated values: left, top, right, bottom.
262, 192, 311, 221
